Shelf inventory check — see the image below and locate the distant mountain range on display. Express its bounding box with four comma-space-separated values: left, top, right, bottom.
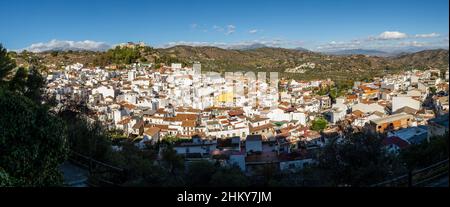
228, 43, 269, 50
294, 47, 310, 52
325, 46, 450, 57
227, 44, 311, 52
14, 44, 448, 83
325, 49, 390, 57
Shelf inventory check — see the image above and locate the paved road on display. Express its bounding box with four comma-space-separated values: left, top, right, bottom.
426, 174, 449, 187
59, 161, 89, 187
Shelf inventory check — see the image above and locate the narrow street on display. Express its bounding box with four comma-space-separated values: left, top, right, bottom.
59, 161, 89, 187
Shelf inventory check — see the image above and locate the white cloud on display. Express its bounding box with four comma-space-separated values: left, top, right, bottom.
316, 31, 447, 52
211, 24, 236, 35
367, 31, 440, 41
225, 25, 236, 35
371, 31, 408, 40
414, 33, 440, 38
249, 29, 259, 34
213, 25, 224, 32
190, 23, 198, 29
377, 31, 408, 40
22, 39, 111, 52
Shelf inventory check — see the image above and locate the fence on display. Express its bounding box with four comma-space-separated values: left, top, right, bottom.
68, 151, 126, 186
371, 159, 449, 187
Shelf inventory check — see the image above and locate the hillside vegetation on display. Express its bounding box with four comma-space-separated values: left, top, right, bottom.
10, 46, 449, 83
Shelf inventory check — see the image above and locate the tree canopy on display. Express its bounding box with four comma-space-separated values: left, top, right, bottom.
0, 89, 69, 186
316, 133, 404, 186
0, 44, 16, 85
311, 117, 328, 131
0, 43, 69, 186
401, 133, 449, 170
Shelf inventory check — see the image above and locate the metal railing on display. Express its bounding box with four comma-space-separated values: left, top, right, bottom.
68, 151, 126, 186
371, 159, 449, 187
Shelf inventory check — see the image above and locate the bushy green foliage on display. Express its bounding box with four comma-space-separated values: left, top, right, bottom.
50, 51, 59, 57
401, 133, 449, 170
209, 166, 250, 187
0, 89, 69, 186
182, 160, 249, 187
160, 135, 190, 145
8, 67, 27, 93
0, 44, 16, 85
0, 44, 69, 186
70, 119, 112, 161
429, 86, 437, 95
311, 117, 328, 131
160, 145, 185, 175
316, 133, 404, 186
93, 46, 156, 66
0, 168, 13, 187
186, 161, 218, 187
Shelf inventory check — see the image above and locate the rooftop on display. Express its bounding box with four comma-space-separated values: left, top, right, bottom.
371, 113, 413, 125
388, 126, 427, 142
429, 114, 449, 128
382, 136, 410, 149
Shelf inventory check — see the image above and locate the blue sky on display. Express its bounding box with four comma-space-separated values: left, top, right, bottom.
0, 0, 448, 52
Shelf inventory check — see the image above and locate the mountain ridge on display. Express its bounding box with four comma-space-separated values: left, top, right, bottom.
11, 45, 449, 83
325, 49, 390, 57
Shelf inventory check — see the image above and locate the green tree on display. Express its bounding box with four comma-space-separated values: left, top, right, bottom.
400, 133, 449, 170
0, 168, 13, 187
107, 143, 163, 186
8, 67, 27, 93
0, 44, 16, 85
24, 66, 45, 104
0, 89, 69, 186
161, 145, 184, 175
311, 117, 328, 131
96, 46, 142, 65
64, 116, 112, 162
160, 134, 189, 145
210, 166, 250, 187
186, 161, 217, 187
139, 57, 148, 63
429, 86, 437, 95
317, 133, 403, 186
51, 51, 59, 57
